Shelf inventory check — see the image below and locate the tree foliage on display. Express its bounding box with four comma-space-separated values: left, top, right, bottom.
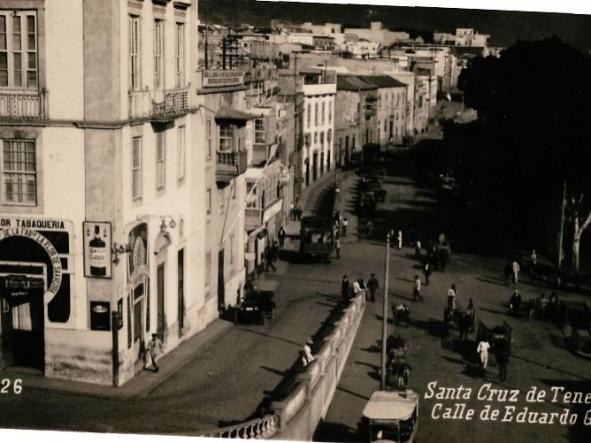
457, 38, 591, 255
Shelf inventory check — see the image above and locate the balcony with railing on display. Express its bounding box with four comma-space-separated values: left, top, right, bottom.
128, 87, 190, 122
216, 150, 248, 185
152, 87, 189, 122
0, 89, 48, 121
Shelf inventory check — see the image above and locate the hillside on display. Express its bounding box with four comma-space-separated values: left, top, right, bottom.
199, 0, 591, 51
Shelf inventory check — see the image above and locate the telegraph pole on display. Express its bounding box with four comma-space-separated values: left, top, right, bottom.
380, 233, 391, 390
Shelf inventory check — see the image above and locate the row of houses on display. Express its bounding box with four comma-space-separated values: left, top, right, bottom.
0, 1, 447, 387
199, 21, 498, 96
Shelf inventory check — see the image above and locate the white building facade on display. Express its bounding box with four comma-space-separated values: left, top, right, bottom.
0, 0, 206, 387
301, 71, 336, 189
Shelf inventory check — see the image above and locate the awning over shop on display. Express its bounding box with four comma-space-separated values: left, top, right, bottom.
215, 107, 254, 122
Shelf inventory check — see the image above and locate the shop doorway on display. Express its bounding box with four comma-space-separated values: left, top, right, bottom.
0, 262, 47, 371
157, 263, 165, 339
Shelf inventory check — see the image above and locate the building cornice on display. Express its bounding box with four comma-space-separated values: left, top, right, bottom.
0, 107, 200, 130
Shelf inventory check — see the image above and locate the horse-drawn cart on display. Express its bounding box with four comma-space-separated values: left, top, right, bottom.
443, 299, 475, 338
560, 300, 591, 354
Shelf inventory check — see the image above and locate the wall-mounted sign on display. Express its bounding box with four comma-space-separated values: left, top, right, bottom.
0, 225, 63, 303
83, 222, 112, 279
90, 301, 111, 331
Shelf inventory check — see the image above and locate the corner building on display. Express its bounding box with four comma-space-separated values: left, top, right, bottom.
0, 0, 207, 387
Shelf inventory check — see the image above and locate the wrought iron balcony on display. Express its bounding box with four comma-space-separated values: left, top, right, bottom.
152, 87, 189, 122
216, 150, 248, 185
128, 87, 190, 122
0, 89, 48, 121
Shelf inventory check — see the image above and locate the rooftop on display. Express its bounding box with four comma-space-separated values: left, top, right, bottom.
364, 75, 407, 89
337, 75, 378, 91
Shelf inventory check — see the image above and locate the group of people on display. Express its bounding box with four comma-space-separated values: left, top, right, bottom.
341, 273, 380, 302
476, 337, 510, 383
289, 203, 303, 221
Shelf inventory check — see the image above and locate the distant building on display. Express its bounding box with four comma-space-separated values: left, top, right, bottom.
344, 39, 380, 59
335, 75, 379, 166
344, 22, 410, 47
433, 28, 490, 48
300, 70, 337, 187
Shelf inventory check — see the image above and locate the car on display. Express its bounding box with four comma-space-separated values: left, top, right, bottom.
234, 289, 276, 325
358, 390, 419, 443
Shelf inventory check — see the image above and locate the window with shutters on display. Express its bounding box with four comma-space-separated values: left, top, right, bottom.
154, 20, 164, 90
0, 11, 37, 89
129, 15, 141, 91
1, 139, 36, 205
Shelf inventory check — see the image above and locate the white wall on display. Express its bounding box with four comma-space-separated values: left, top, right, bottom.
45, 0, 84, 121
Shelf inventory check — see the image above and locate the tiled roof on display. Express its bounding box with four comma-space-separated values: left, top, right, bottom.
337, 75, 378, 91
363, 75, 407, 89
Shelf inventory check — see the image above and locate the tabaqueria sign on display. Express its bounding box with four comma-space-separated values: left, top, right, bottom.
0, 217, 67, 304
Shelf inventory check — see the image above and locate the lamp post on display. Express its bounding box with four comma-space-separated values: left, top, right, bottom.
380, 233, 391, 390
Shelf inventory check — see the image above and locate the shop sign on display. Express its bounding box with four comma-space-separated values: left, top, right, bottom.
83, 221, 112, 279
0, 226, 62, 303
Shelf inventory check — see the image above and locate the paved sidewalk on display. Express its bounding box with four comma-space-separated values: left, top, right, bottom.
4, 319, 231, 399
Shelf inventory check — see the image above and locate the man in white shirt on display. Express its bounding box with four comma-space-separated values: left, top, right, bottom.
512, 260, 520, 284
477, 340, 491, 369
353, 279, 362, 295
447, 284, 457, 311
301, 339, 315, 368
413, 275, 423, 301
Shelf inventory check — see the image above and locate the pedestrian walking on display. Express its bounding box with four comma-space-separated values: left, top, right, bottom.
496, 344, 510, 383
512, 259, 520, 284
272, 240, 279, 262
509, 290, 522, 314
265, 244, 276, 271
290, 203, 295, 221
477, 339, 491, 370
530, 249, 537, 266
335, 237, 341, 259
342, 217, 348, 237
397, 230, 403, 249
296, 205, 302, 221
367, 273, 379, 302
413, 274, 423, 301
278, 226, 286, 248
145, 333, 164, 372
341, 275, 351, 302
447, 284, 457, 311
530, 249, 538, 276
415, 240, 422, 257
366, 220, 374, 238
423, 261, 431, 285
